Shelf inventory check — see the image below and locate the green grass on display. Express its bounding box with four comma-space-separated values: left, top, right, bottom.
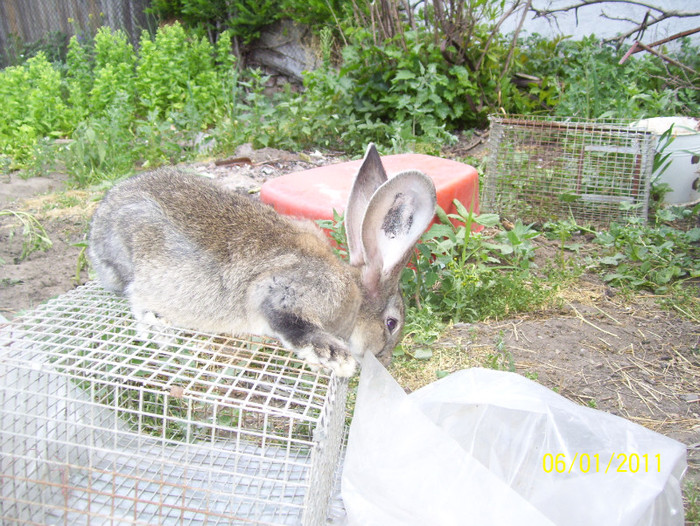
0, 209, 53, 261
685, 480, 700, 526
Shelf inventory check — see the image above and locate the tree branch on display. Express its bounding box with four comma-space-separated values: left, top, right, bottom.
531, 0, 699, 19
530, 0, 700, 47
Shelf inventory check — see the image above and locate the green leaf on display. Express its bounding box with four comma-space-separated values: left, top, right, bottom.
654, 267, 675, 285
475, 213, 500, 227
686, 228, 700, 243
600, 253, 625, 265
435, 205, 451, 225
426, 223, 456, 240
412, 348, 433, 360
603, 272, 626, 282
453, 199, 473, 219
394, 70, 417, 81
424, 271, 438, 288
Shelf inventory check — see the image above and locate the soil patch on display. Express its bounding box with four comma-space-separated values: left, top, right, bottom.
1, 171, 92, 317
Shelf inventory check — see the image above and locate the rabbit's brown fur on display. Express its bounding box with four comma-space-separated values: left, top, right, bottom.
88, 145, 436, 376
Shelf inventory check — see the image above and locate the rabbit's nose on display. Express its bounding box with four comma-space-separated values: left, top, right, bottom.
376, 348, 393, 366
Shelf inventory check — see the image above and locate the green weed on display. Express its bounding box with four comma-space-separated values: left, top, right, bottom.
484, 331, 516, 372
73, 240, 89, 284
402, 200, 554, 324
0, 210, 53, 261
593, 204, 700, 294
685, 480, 700, 526
394, 305, 445, 361
519, 34, 699, 118
62, 97, 136, 186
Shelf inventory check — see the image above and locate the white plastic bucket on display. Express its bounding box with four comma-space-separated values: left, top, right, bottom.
634, 116, 700, 206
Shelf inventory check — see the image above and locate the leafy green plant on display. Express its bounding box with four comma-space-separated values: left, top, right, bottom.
89, 27, 137, 114
316, 210, 349, 260
0, 23, 250, 184
148, 0, 281, 43
285, 0, 547, 155
72, 240, 90, 284
394, 304, 445, 361
211, 66, 288, 150
147, 0, 347, 42
543, 217, 595, 268
135, 22, 222, 124
494, 219, 540, 269
484, 331, 516, 372
0, 52, 72, 167
62, 96, 136, 186
65, 34, 95, 122
402, 200, 554, 323
518, 34, 700, 118
22, 137, 59, 179
293, 23, 519, 153
132, 110, 185, 168
594, 204, 700, 293
648, 123, 677, 215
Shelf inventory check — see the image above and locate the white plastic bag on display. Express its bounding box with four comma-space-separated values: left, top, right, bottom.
342, 352, 687, 525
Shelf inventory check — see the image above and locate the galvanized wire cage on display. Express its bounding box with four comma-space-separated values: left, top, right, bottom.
484, 115, 658, 227
0, 282, 347, 525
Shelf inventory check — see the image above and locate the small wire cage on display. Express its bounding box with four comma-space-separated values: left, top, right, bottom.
0, 282, 348, 525
484, 115, 658, 227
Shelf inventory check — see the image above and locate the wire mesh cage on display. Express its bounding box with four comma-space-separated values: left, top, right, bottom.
0, 282, 348, 525
484, 115, 658, 227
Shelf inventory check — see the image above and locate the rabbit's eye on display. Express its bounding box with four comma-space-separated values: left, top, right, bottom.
385, 317, 398, 333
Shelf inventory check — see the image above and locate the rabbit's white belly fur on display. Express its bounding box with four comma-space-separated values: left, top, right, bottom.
125, 267, 255, 336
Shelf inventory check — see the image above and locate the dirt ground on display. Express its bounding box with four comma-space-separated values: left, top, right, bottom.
1, 143, 698, 500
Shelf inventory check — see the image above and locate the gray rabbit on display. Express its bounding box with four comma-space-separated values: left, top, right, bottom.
88, 144, 436, 376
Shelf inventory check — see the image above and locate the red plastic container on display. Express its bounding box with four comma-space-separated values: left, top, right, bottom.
261, 154, 479, 227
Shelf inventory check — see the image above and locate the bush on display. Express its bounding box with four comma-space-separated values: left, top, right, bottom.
147, 0, 347, 41
0, 53, 72, 167
0, 23, 243, 183
135, 23, 222, 124
2, 12, 697, 184
287, 26, 522, 154
90, 27, 137, 114
519, 35, 700, 118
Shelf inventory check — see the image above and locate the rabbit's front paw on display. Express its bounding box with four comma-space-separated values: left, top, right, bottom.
296, 334, 357, 378
131, 305, 173, 342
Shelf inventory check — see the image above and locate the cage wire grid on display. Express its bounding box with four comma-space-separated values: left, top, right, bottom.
0, 281, 348, 525
484, 115, 658, 227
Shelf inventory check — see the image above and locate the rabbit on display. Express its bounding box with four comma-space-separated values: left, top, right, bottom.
88, 143, 437, 377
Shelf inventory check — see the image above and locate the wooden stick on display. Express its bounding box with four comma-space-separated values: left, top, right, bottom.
632, 41, 698, 75
623, 26, 700, 59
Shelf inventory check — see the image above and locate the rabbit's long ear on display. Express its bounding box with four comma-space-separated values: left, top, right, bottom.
345, 144, 388, 267
360, 170, 436, 294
